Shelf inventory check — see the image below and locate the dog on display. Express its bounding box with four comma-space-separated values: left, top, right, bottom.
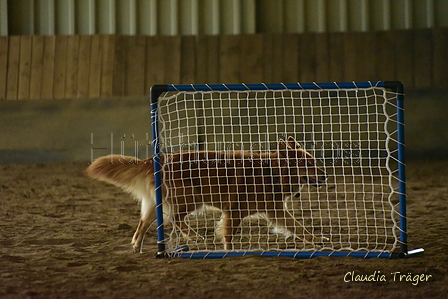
86, 136, 328, 253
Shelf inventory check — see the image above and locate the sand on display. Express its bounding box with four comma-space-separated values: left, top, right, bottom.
0, 160, 447, 299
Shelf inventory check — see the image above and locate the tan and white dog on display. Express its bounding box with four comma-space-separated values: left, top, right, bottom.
87, 136, 328, 253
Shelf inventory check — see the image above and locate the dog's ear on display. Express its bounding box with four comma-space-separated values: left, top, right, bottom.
279, 137, 304, 157
279, 137, 303, 157
287, 136, 302, 149
278, 138, 290, 157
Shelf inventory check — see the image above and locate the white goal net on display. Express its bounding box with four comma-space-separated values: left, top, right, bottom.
153, 82, 405, 257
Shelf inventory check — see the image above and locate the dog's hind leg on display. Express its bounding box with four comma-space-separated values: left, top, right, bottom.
132, 196, 156, 253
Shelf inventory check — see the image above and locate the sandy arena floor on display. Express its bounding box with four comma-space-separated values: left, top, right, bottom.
0, 160, 447, 299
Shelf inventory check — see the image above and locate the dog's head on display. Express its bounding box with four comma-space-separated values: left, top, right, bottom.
277, 136, 327, 196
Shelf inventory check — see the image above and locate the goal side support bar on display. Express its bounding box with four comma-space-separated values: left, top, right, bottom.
149, 81, 423, 259
391, 82, 408, 255
150, 84, 168, 257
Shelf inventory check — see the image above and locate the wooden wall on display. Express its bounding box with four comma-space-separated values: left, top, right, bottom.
0, 28, 446, 100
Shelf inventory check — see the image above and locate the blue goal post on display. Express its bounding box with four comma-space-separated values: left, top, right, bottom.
150, 81, 423, 259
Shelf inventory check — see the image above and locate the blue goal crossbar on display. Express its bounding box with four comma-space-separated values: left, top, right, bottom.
150, 81, 423, 259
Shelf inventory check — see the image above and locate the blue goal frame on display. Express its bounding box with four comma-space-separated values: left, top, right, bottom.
150, 81, 423, 259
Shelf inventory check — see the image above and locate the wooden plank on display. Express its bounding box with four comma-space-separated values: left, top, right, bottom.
375, 30, 395, 82
164, 36, 181, 84
53, 35, 68, 99
432, 28, 448, 89
123, 36, 134, 95
41, 36, 55, 99
145, 36, 165, 90
343, 31, 358, 82
18, 36, 32, 100
77, 35, 91, 98
262, 34, 274, 83
193, 35, 220, 84
219, 35, 241, 83
413, 29, 432, 89
328, 32, 345, 82
205, 35, 219, 84
282, 34, 300, 83
299, 32, 316, 82
355, 32, 376, 81
241, 34, 263, 84
6, 36, 20, 100
315, 32, 329, 82
125, 36, 146, 95
271, 34, 283, 83
100, 35, 115, 97
65, 35, 80, 98
112, 35, 126, 96
195, 35, 208, 84
29, 36, 44, 100
88, 35, 102, 98
180, 35, 196, 84
0, 37, 8, 100
394, 30, 414, 89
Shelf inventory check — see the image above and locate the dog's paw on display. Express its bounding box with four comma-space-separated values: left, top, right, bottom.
270, 226, 293, 240
131, 241, 143, 254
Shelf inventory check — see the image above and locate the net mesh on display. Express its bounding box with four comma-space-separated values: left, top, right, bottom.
156, 85, 402, 254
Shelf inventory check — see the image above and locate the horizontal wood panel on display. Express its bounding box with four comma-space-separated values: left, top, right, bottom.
0, 37, 8, 100
1, 29, 446, 100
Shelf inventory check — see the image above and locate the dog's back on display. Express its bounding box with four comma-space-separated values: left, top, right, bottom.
164, 151, 281, 208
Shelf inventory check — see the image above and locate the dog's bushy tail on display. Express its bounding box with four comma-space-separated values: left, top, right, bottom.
86, 155, 154, 198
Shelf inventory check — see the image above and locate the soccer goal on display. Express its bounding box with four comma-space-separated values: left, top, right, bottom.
150, 81, 422, 259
